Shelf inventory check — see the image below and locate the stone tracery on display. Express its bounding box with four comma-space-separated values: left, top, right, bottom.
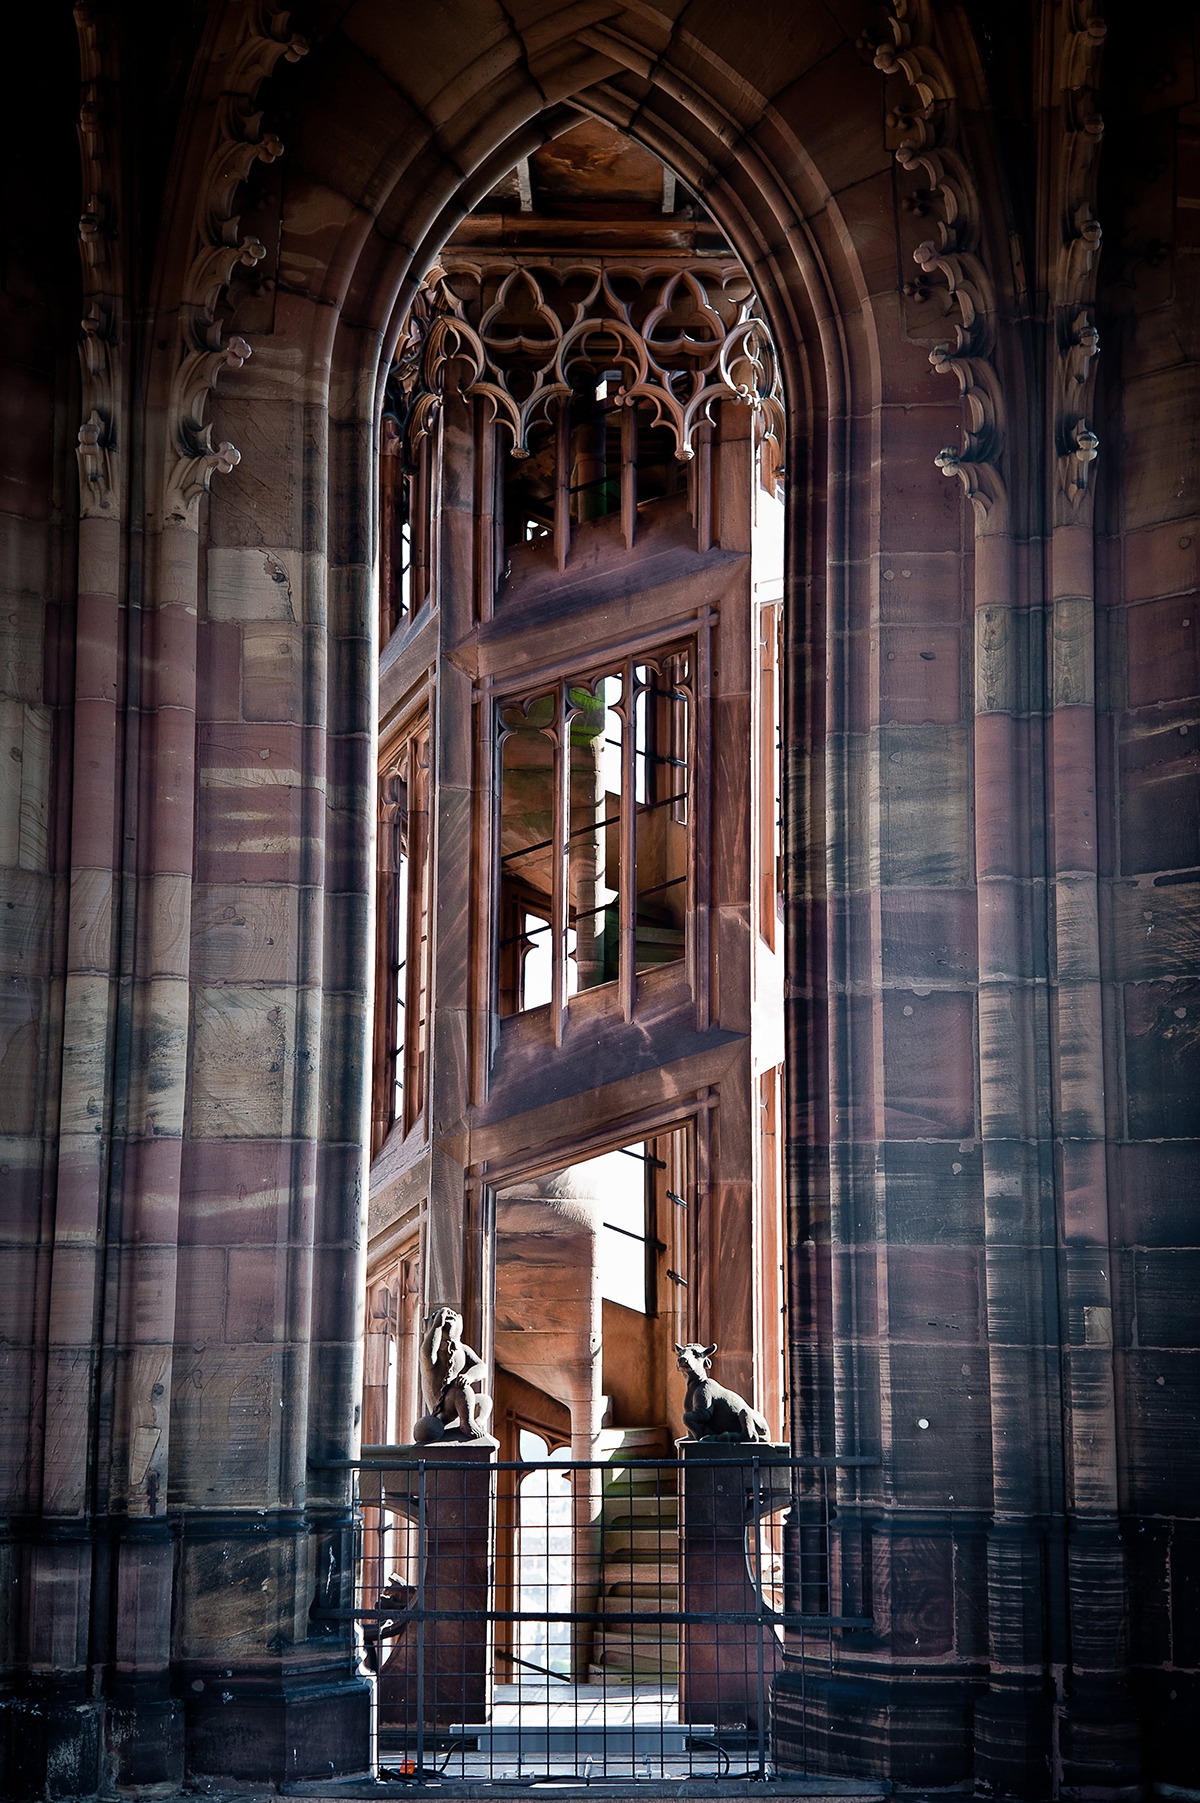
392, 260, 785, 474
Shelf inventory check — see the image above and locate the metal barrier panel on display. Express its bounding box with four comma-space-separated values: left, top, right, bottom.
338, 1451, 871, 1784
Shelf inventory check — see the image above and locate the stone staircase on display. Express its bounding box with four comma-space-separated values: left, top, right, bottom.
590, 1425, 679, 1683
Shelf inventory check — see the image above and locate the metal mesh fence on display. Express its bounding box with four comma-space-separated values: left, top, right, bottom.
336, 1451, 871, 1785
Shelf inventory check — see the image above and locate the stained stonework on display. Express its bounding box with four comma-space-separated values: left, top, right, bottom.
0, 2, 1198, 1799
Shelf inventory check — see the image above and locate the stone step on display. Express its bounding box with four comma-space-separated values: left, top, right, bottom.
598, 1471, 673, 1500
447, 1717, 705, 1757
601, 1572, 677, 1601
597, 1424, 670, 1457
597, 1591, 680, 1615
597, 1528, 681, 1559
601, 1492, 678, 1522
592, 1638, 681, 1676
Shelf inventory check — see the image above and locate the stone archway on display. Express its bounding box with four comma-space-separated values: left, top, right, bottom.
11, 4, 1150, 1797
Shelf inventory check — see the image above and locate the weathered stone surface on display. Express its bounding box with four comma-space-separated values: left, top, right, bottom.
0, 4, 1197, 1797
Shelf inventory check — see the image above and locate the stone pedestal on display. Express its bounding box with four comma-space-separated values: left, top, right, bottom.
360, 1441, 497, 1733
677, 1441, 790, 1728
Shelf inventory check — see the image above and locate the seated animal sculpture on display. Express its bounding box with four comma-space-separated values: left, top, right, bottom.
413, 1304, 493, 1442
676, 1342, 771, 1443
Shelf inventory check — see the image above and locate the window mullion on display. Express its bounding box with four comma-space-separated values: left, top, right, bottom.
620, 402, 636, 551
554, 396, 570, 572
619, 657, 636, 1022
405, 761, 423, 1130
552, 684, 569, 1046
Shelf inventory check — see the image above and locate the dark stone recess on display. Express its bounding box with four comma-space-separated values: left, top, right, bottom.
5, 1700, 101, 1803
772, 1664, 977, 1788
1056, 1679, 1144, 1801
1130, 1666, 1200, 1791
103, 1698, 184, 1792
184, 1670, 372, 1783
973, 1683, 1056, 1801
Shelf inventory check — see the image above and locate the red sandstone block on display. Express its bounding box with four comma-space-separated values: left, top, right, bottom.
197, 619, 244, 722
879, 887, 978, 984
1125, 595, 1200, 708
196, 726, 310, 884
1118, 707, 1200, 876
301, 28, 429, 167
0, 866, 52, 973
877, 624, 964, 724
1123, 1352, 1200, 1514
886, 1247, 980, 1348
321, 889, 371, 994
325, 729, 369, 811
882, 989, 976, 1140
145, 604, 199, 711
1049, 706, 1100, 873
1109, 876, 1198, 982
0, 1350, 38, 1505
190, 882, 298, 985
206, 397, 305, 549
172, 1247, 230, 1345
871, 549, 968, 627
1123, 979, 1200, 1139
75, 591, 121, 700
190, 985, 294, 1140
1049, 522, 1096, 603
0, 1243, 43, 1353
198, 720, 308, 773
885, 1342, 993, 1510
47, 1140, 107, 1240
122, 1244, 182, 1346
1121, 368, 1200, 533
0, 1138, 46, 1247
877, 406, 966, 547
885, 1529, 956, 1657
0, 362, 52, 518
1109, 1143, 1200, 1248
226, 1247, 289, 1345
770, 42, 890, 195
43, 1244, 103, 1346
121, 1135, 188, 1244
179, 1137, 300, 1245
242, 622, 304, 724
313, 1141, 361, 1225
132, 802, 196, 887
873, 296, 961, 408
841, 172, 910, 308
1057, 1138, 1110, 1245
878, 724, 972, 886
68, 696, 119, 864
674, 3, 845, 130
309, 1242, 359, 1346
321, 831, 369, 895
0, 981, 39, 1135
973, 712, 1031, 880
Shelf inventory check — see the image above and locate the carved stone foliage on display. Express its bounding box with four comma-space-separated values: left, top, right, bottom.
390, 260, 785, 471
75, 2, 120, 517
1053, 2, 1106, 511
163, 4, 307, 526
865, 0, 1004, 519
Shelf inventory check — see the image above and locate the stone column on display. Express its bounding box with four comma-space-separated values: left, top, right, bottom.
363, 1441, 497, 1735
677, 1441, 788, 1729
970, 521, 1060, 1793
1047, 520, 1139, 1789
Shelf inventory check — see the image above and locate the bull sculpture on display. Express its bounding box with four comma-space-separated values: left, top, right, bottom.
675, 1341, 771, 1443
